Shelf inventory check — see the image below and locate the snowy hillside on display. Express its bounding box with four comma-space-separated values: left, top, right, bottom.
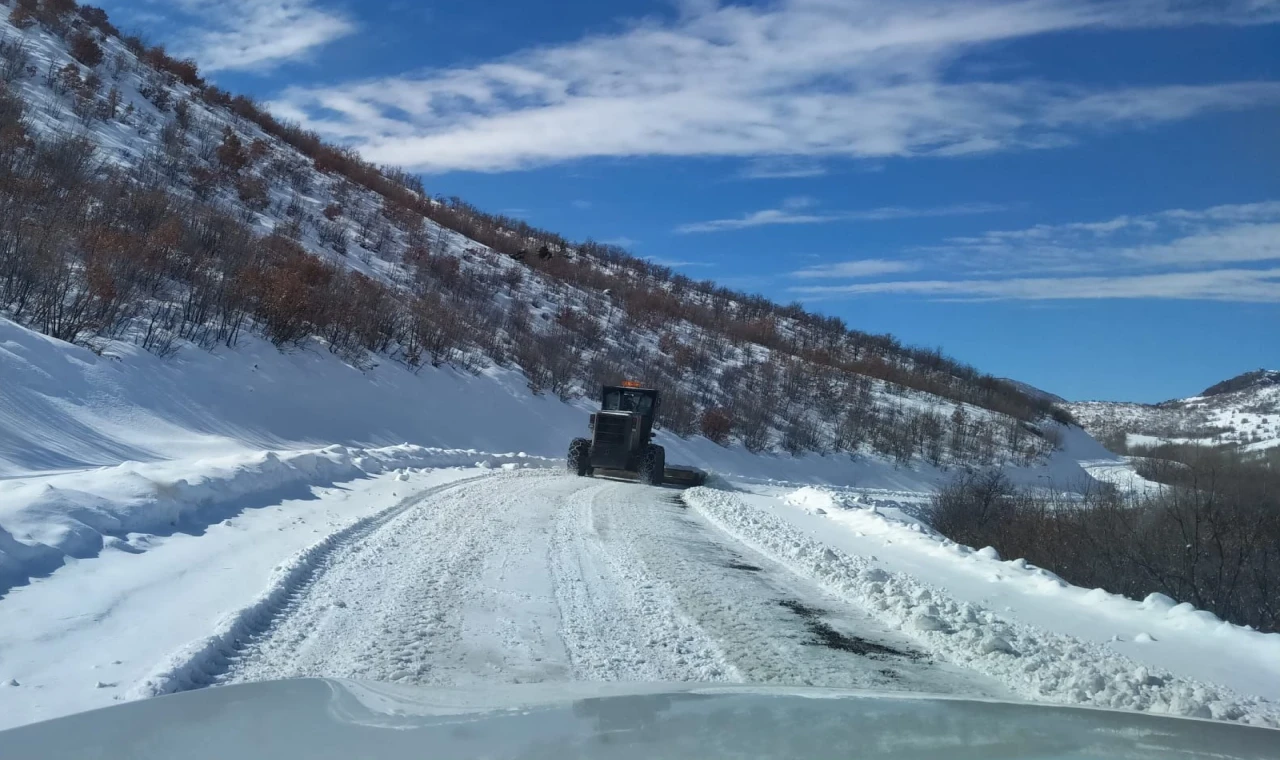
0, 3, 1068, 471
1070, 369, 1280, 454
997, 378, 1066, 405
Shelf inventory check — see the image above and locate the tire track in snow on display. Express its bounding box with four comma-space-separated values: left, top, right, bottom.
549, 482, 740, 682
129, 473, 495, 698
217, 470, 583, 688
147, 472, 1014, 702
558, 483, 1004, 695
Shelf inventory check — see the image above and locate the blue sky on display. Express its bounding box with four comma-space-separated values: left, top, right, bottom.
104, 0, 1280, 402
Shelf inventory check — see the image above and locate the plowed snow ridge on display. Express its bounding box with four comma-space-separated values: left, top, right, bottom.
0, 444, 556, 597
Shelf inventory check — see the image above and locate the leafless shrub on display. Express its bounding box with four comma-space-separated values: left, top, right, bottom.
0, 36, 31, 83
928, 457, 1280, 633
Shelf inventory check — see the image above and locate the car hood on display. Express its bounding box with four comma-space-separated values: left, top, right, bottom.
1, 680, 1277, 759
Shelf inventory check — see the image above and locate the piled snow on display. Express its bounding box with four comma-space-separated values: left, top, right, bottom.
0, 444, 555, 595
756, 483, 1280, 704
783, 487, 847, 514
684, 486, 1280, 727
0, 317, 587, 478
0, 464, 488, 730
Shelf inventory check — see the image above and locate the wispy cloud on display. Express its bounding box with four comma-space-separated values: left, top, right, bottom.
676, 201, 1007, 233
928, 201, 1280, 272
271, 0, 1280, 172
739, 157, 828, 179
571, 199, 593, 210
171, 0, 354, 72
676, 209, 831, 233
781, 196, 816, 210
645, 257, 715, 269
794, 268, 1280, 302
792, 259, 923, 279
789, 200, 1280, 302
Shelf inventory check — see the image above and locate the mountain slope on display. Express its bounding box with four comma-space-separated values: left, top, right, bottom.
1202, 369, 1280, 398
0, 0, 1124, 614
1069, 369, 1280, 454
997, 378, 1067, 405
0, 2, 1070, 473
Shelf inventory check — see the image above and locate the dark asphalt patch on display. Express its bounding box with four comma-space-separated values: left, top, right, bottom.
778, 599, 920, 659
662, 494, 688, 509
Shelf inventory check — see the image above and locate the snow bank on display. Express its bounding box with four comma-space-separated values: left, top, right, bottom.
684, 487, 1280, 727
783, 487, 848, 513
773, 484, 1280, 701
0, 445, 554, 596
0, 317, 588, 477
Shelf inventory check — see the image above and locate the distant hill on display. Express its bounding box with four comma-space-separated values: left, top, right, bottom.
998, 379, 1067, 406
1200, 369, 1280, 398
1068, 370, 1280, 455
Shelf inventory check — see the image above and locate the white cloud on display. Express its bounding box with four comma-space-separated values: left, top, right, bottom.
676, 209, 831, 233
738, 157, 828, 179
792, 268, 1280, 302
1121, 222, 1280, 266
645, 257, 715, 268
174, 0, 354, 72
792, 259, 923, 279
676, 201, 1006, 233
1039, 83, 1280, 128
781, 196, 817, 210
929, 201, 1280, 272
269, 0, 1280, 172
571, 199, 593, 210
789, 200, 1280, 301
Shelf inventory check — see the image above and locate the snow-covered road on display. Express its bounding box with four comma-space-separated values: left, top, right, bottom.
7, 465, 1277, 732
210, 470, 1002, 697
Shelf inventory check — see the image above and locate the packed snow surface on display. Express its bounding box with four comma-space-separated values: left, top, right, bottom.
207, 471, 997, 698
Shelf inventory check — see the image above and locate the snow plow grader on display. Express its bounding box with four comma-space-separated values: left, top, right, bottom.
567, 382, 708, 487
